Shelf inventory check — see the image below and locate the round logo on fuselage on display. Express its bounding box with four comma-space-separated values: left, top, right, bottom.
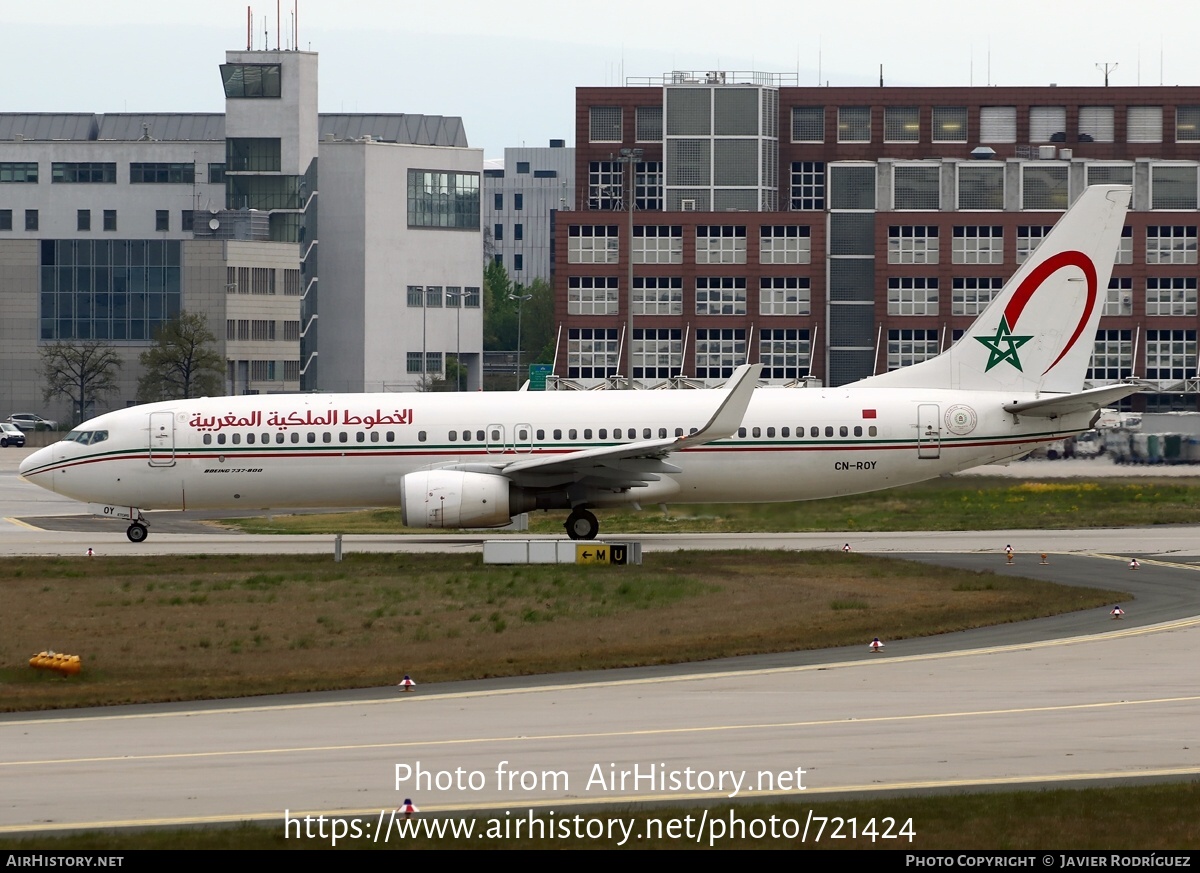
945, 404, 978, 435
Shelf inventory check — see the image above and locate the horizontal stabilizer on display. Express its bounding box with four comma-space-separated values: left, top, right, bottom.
1002, 382, 1146, 418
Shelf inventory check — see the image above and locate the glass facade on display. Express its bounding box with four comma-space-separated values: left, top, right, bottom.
407, 170, 480, 229
40, 239, 181, 341
220, 64, 282, 98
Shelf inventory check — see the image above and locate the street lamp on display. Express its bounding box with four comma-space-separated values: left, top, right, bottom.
616, 147, 643, 388
508, 291, 533, 389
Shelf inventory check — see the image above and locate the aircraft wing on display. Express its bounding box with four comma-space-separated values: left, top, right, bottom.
459, 364, 761, 490
1002, 381, 1146, 418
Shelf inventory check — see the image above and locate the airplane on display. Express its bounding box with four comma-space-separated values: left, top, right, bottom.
20, 184, 1136, 544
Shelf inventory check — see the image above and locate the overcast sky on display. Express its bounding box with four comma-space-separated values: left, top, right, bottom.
2, 0, 1196, 158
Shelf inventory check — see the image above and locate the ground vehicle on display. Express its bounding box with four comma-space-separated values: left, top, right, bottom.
8, 414, 58, 431
0, 423, 26, 447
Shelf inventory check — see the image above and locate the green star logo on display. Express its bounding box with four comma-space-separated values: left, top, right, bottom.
974, 316, 1033, 372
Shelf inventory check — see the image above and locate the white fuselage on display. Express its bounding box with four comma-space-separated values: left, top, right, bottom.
20, 386, 1088, 515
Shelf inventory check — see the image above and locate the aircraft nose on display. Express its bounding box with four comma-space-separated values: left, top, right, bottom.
18, 445, 57, 488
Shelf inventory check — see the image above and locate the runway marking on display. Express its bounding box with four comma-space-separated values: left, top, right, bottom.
3, 516, 42, 531
6, 612, 1200, 730
4, 692, 1199, 769
4, 764, 1200, 835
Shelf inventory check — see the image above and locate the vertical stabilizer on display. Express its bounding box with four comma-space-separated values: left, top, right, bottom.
863, 184, 1131, 394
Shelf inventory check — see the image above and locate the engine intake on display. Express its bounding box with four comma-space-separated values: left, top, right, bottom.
401, 470, 521, 529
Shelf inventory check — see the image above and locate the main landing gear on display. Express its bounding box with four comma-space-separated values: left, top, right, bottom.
564, 508, 599, 541
126, 522, 149, 543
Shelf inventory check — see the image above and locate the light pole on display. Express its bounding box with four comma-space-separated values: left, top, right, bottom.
508, 291, 532, 389
616, 147, 642, 388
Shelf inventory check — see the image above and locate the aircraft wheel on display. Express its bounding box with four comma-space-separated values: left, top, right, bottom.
564, 509, 599, 540
126, 522, 149, 543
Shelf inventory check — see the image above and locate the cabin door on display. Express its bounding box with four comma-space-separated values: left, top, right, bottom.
917, 404, 941, 459
148, 411, 176, 467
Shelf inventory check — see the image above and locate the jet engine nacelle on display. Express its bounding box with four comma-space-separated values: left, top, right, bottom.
400, 470, 516, 529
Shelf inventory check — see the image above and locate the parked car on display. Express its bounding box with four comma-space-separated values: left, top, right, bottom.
8, 413, 58, 431
0, 423, 27, 447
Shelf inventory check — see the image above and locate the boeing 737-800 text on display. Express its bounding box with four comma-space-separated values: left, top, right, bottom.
20, 185, 1136, 542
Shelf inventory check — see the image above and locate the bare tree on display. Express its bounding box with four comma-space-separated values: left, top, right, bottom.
137, 312, 225, 402
40, 341, 122, 425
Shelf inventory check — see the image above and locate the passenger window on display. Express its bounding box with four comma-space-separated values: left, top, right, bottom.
569, 429, 577, 440
449, 431, 457, 442
275, 433, 285, 444
246, 433, 256, 444
217, 434, 226, 445
203, 434, 212, 445
584, 429, 592, 439
307, 433, 316, 443
536, 429, 545, 440
689, 427, 698, 435
339, 432, 348, 443
323, 432, 332, 443
554, 429, 562, 440
767, 427, 775, 438
675, 428, 683, 437
599, 428, 607, 439
231, 433, 241, 444
781, 427, 790, 438
752, 427, 761, 438
465, 430, 473, 441
811, 427, 819, 438
490, 429, 500, 441
370, 431, 379, 443
476, 430, 485, 442
840, 426, 848, 437
659, 428, 667, 438
854, 426, 862, 437
292, 433, 301, 443
419, 431, 427, 442
738, 427, 747, 438
356, 432, 365, 443
869, 426, 878, 437
387, 432, 395, 442
825, 426, 834, 437
518, 428, 529, 440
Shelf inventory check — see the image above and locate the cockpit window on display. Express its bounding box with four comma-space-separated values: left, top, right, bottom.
65, 431, 84, 443
90, 431, 108, 445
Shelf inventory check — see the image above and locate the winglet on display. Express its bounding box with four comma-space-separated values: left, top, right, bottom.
672, 363, 761, 450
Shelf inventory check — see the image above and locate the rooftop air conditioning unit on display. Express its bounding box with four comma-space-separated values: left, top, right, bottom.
680, 199, 697, 212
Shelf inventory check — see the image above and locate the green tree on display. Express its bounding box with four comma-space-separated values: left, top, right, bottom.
40, 340, 122, 425
137, 312, 225, 402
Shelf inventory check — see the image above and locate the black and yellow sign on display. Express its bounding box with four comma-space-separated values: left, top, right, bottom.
575, 543, 629, 565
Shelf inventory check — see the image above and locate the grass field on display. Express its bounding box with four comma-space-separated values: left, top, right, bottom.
221, 476, 1200, 536
0, 550, 1120, 712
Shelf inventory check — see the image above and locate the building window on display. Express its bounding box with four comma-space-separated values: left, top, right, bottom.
1022, 164, 1069, 210
407, 352, 423, 374
760, 329, 811, 380
1079, 107, 1115, 143
130, 162, 196, 184
829, 164, 876, 209
1016, 225, 1052, 263
103, 210, 117, 231
790, 162, 825, 210
1151, 165, 1199, 210
567, 328, 618, 379
635, 161, 663, 210
445, 287, 461, 308
884, 106, 920, 142
51, 162, 116, 183
407, 169, 481, 229
156, 210, 169, 232
568, 225, 619, 263
695, 277, 747, 315
251, 267, 275, 294
251, 319, 276, 341
887, 329, 940, 370
208, 163, 226, 184
1145, 330, 1196, 381
464, 286, 481, 307
759, 277, 811, 316
407, 285, 423, 307
77, 209, 91, 232
516, 162, 530, 174
957, 164, 1004, 210
695, 328, 747, 380
1030, 106, 1067, 143
636, 106, 663, 142
284, 320, 301, 341
1177, 107, 1200, 142
569, 277, 619, 315
696, 225, 746, 264
1128, 106, 1164, 143
932, 107, 967, 143
632, 328, 682, 379
1086, 163, 1134, 188
1147, 278, 1198, 316
588, 160, 624, 210
494, 223, 504, 241
533, 169, 557, 179
513, 253, 524, 271
1089, 330, 1133, 382
220, 63, 281, 98
182, 210, 194, 232
888, 226, 939, 264
633, 225, 683, 264
425, 286, 443, 308
838, 107, 870, 142
0, 210, 11, 231
514, 223, 523, 241
791, 107, 824, 142
1105, 278, 1133, 316
514, 193, 523, 211
760, 225, 811, 264
1146, 226, 1198, 264
0, 162, 38, 183
283, 269, 301, 296
25, 209, 38, 231
893, 164, 940, 209
951, 277, 1003, 315
633, 277, 683, 315
589, 106, 623, 142
887, 278, 939, 315
952, 226, 1003, 264
494, 193, 503, 210
979, 106, 1017, 143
